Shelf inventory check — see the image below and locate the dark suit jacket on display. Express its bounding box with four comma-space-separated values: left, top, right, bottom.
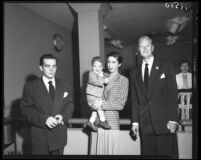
21, 77, 74, 151
130, 58, 178, 135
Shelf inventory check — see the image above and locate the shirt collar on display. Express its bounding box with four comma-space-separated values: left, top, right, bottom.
142, 56, 154, 66
182, 72, 188, 75
42, 75, 55, 87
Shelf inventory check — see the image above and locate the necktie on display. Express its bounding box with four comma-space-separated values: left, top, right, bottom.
182, 74, 189, 89
144, 63, 149, 90
48, 81, 55, 100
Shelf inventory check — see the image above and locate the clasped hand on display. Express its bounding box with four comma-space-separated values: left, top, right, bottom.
46, 114, 64, 129
167, 121, 178, 133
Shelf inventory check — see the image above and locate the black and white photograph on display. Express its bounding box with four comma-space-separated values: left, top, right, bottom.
3, 1, 198, 159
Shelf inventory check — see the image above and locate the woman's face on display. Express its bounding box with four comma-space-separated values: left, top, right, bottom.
107, 56, 121, 73
180, 62, 189, 73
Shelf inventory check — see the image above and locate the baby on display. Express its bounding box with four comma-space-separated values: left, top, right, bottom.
85, 56, 111, 132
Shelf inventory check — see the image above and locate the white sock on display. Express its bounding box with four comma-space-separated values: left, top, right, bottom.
89, 111, 97, 123
98, 110, 106, 121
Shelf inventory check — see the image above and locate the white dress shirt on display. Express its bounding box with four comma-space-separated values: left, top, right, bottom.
176, 72, 192, 89
142, 56, 154, 81
42, 76, 56, 92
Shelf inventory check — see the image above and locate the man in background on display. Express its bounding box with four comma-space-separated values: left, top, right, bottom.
176, 59, 192, 90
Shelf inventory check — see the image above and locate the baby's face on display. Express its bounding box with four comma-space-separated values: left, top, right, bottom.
92, 61, 103, 75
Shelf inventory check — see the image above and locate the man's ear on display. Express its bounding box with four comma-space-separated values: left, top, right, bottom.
39, 65, 43, 72
137, 48, 140, 53
118, 63, 122, 68
151, 45, 154, 52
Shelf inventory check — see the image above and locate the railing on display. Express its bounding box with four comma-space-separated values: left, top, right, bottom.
68, 118, 131, 127
177, 89, 192, 130
3, 117, 192, 158
3, 118, 17, 155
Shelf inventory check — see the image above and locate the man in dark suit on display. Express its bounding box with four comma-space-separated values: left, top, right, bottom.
130, 36, 178, 158
21, 54, 74, 155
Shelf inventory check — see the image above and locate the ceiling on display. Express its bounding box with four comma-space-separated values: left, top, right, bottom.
19, 2, 193, 47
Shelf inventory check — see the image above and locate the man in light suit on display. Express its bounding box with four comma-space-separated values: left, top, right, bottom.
21, 54, 74, 155
176, 59, 192, 89
130, 36, 178, 158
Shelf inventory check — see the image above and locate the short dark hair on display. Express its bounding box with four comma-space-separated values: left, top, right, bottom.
179, 59, 190, 67
107, 51, 122, 64
91, 56, 103, 66
39, 54, 58, 66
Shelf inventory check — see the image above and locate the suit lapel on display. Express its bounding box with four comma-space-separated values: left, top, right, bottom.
37, 78, 53, 113
148, 59, 160, 98
51, 78, 64, 115
136, 65, 148, 98
38, 78, 64, 115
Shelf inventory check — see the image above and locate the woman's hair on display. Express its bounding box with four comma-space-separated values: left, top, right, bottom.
91, 56, 104, 66
107, 51, 123, 64
179, 59, 190, 67
178, 59, 191, 72
40, 54, 58, 66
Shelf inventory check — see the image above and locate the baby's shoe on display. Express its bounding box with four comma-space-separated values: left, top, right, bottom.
85, 121, 98, 132
98, 120, 111, 129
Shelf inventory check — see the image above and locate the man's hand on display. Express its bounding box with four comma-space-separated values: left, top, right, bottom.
131, 124, 139, 136
55, 114, 64, 125
167, 121, 178, 133
46, 116, 58, 129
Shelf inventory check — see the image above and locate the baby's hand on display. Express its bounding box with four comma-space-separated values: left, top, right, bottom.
104, 78, 109, 84
98, 72, 104, 77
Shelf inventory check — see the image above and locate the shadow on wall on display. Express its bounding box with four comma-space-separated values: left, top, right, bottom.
119, 52, 140, 119
9, 74, 38, 154
67, 3, 81, 118
80, 71, 91, 118
80, 70, 96, 154
119, 68, 132, 119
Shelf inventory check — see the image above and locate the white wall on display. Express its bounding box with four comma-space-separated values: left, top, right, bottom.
4, 3, 73, 116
